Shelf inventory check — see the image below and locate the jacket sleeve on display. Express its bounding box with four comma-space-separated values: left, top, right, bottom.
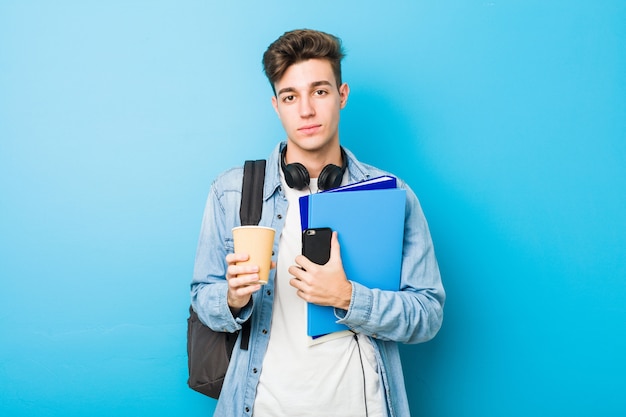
190, 175, 252, 333
336, 184, 445, 344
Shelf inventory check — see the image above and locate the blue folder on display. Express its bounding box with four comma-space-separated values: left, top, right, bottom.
299, 176, 406, 337
299, 175, 398, 231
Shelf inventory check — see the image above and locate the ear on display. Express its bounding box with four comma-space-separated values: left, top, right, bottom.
339, 83, 350, 109
271, 95, 280, 118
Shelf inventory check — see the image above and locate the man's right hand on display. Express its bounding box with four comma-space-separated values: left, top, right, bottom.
225, 253, 263, 312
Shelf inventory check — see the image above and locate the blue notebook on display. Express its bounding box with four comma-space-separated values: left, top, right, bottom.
324, 175, 397, 193
299, 177, 406, 337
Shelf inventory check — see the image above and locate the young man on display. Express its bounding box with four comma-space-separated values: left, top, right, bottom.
191, 29, 445, 417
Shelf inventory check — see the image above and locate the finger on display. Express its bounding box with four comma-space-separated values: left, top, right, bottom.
288, 264, 307, 281
227, 284, 260, 309
329, 231, 342, 262
227, 263, 259, 279
226, 252, 250, 265
230, 281, 262, 294
290, 281, 313, 303
228, 271, 262, 289
294, 254, 315, 271
289, 277, 310, 297
228, 263, 260, 275
289, 277, 303, 290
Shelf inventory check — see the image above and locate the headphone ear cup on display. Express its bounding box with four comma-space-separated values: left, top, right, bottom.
318, 164, 344, 191
283, 162, 310, 190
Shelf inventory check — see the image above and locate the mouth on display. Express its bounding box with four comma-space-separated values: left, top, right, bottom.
298, 124, 322, 135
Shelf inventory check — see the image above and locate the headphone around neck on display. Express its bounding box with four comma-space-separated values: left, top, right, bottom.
280, 146, 348, 191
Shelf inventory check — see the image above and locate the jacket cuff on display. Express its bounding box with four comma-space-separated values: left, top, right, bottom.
335, 281, 372, 326
234, 297, 254, 325
201, 282, 252, 333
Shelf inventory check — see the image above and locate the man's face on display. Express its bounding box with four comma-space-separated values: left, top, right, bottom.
271, 59, 349, 155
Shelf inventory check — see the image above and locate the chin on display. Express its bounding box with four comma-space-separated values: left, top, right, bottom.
291, 137, 335, 152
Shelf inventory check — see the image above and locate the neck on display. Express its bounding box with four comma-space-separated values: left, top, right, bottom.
285, 142, 342, 178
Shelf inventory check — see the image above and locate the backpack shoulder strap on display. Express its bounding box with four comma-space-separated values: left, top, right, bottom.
240, 160, 266, 226
238, 159, 266, 350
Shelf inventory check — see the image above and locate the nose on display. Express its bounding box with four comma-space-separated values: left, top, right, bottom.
299, 96, 315, 118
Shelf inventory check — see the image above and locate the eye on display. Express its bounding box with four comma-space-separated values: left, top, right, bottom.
282, 95, 295, 103
314, 89, 328, 96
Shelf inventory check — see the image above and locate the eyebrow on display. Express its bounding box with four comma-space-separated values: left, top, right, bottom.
277, 80, 334, 96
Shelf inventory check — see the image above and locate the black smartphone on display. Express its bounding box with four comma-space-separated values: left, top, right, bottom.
302, 227, 332, 265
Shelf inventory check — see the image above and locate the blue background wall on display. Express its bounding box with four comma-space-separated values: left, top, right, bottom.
1, 1, 624, 416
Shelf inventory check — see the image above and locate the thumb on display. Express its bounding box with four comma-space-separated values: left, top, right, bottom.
329, 231, 342, 263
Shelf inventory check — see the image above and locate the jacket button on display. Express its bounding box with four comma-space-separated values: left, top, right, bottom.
245, 406, 250, 413
277, 214, 283, 219
253, 368, 258, 373
262, 329, 268, 334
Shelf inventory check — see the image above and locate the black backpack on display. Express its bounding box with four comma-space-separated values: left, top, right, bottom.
187, 159, 266, 398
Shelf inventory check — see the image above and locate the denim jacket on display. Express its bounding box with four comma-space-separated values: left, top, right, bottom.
191, 142, 445, 417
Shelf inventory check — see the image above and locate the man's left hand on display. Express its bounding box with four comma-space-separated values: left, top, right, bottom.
289, 232, 352, 310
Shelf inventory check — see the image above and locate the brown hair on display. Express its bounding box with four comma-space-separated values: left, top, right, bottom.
262, 29, 345, 94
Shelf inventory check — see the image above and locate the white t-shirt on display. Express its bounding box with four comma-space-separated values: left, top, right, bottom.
253, 175, 384, 417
